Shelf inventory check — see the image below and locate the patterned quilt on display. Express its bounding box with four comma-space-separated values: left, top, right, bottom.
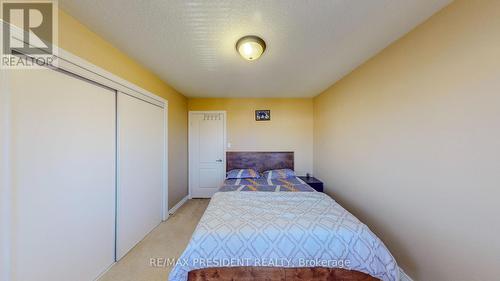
219, 176, 316, 192
169, 192, 399, 281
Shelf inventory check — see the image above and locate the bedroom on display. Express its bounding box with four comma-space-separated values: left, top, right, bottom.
1, 0, 499, 281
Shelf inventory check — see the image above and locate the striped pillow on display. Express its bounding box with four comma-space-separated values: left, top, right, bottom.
226, 169, 260, 179
263, 169, 296, 180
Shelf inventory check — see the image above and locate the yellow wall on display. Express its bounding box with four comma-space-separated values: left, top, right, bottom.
16, 5, 499, 280
189, 98, 314, 175
313, 0, 500, 280
58, 10, 188, 207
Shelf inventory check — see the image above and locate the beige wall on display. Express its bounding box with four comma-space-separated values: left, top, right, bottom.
189, 98, 314, 175
21, 5, 500, 279
313, 0, 500, 280
58, 10, 188, 207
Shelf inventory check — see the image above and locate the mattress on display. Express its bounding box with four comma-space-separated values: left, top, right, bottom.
219, 176, 316, 192
169, 192, 399, 281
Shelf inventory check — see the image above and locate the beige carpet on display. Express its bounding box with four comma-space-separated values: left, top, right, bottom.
99, 199, 210, 281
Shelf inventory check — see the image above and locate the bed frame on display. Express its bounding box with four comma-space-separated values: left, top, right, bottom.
226, 151, 294, 173
188, 267, 380, 281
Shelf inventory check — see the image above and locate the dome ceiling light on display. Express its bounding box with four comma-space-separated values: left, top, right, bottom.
236, 35, 266, 61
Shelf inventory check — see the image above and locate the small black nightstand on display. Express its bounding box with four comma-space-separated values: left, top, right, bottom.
298, 176, 324, 192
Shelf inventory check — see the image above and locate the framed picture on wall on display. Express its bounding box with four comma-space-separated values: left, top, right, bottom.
255, 110, 271, 121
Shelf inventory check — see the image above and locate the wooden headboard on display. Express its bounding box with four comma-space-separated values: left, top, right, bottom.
226, 152, 294, 173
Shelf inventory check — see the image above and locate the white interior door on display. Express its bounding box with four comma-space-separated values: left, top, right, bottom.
189, 112, 226, 198
8, 68, 116, 281
116, 93, 164, 260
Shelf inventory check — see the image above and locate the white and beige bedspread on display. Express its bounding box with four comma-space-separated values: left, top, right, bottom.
169, 191, 398, 281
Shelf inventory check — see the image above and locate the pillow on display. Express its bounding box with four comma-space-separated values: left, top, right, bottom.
263, 169, 296, 180
226, 169, 260, 179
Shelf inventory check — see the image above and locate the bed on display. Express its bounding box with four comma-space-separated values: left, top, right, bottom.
169, 152, 399, 281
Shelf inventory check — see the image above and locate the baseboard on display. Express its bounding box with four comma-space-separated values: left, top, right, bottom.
168, 195, 189, 215
399, 267, 414, 281
94, 261, 116, 281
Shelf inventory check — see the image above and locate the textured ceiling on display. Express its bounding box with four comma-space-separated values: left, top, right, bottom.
60, 0, 451, 98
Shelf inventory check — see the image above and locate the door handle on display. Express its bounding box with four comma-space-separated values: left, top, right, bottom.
216, 159, 223, 162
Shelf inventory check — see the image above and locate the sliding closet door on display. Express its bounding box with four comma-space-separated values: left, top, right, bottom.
9, 69, 116, 281
117, 93, 164, 259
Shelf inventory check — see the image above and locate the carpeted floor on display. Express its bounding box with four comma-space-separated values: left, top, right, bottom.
98, 199, 210, 281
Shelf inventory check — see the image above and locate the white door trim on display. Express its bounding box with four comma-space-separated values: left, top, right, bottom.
162, 105, 169, 221
188, 111, 227, 199
0, 64, 11, 281
6, 22, 168, 213
2, 22, 170, 272
3, 24, 169, 215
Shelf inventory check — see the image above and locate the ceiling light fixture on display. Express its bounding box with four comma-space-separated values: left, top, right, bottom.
236, 35, 266, 61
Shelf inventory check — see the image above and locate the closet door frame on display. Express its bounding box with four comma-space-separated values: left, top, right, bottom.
116, 90, 169, 223
55, 56, 169, 224
5, 26, 169, 218
8, 68, 118, 281
60, 49, 169, 223
1, 24, 170, 280
116, 91, 168, 259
